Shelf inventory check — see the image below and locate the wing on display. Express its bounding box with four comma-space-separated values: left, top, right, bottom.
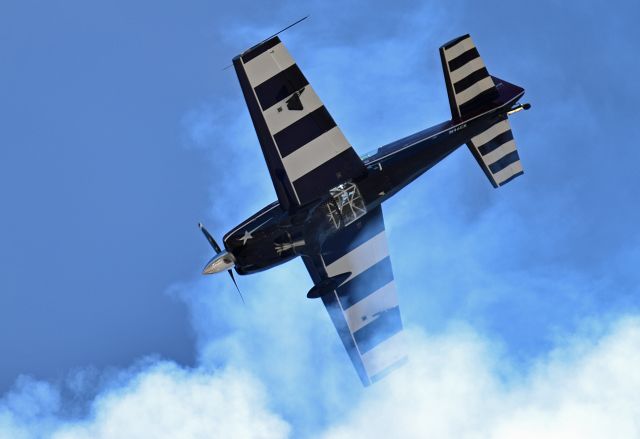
303, 206, 406, 386
233, 37, 366, 210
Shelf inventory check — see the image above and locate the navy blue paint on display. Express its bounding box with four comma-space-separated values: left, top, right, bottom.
478, 130, 514, 156
441, 33, 470, 50
453, 67, 490, 94
274, 106, 335, 157
322, 206, 385, 266
448, 47, 480, 72
488, 150, 520, 173
458, 87, 500, 117
353, 305, 402, 354
254, 64, 308, 111
241, 36, 280, 63
336, 257, 394, 309
292, 148, 366, 204
498, 170, 525, 186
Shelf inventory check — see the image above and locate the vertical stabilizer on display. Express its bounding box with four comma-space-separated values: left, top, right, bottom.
440, 34, 499, 121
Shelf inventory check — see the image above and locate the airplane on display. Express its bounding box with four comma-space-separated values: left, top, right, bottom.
199, 33, 530, 386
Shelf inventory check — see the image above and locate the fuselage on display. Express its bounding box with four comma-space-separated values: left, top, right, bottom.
223, 96, 516, 275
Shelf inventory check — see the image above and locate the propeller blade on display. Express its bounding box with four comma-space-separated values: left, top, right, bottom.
198, 223, 244, 304
198, 222, 222, 253
227, 269, 245, 304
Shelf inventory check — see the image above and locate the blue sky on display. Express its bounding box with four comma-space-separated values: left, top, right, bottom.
1, 0, 640, 437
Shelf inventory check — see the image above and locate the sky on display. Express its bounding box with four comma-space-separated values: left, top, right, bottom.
1, 0, 640, 437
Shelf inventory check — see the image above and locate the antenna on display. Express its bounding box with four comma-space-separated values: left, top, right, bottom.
262, 15, 309, 43
222, 16, 310, 71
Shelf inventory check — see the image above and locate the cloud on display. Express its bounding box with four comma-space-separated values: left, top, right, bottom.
2, 316, 640, 438
54, 364, 290, 439
1, 363, 290, 439
320, 317, 640, 439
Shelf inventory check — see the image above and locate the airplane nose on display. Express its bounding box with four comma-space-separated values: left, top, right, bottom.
202, 251, 236, 275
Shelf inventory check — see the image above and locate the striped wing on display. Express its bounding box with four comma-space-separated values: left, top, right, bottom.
303, 206, 406, 386
233, 37, 366, 210
467, 116, 523, 187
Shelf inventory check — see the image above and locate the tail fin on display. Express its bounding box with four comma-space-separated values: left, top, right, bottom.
440, 34, 500, 121
441, 34, 526, 187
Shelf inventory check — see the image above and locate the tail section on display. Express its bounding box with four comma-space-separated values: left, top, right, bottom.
441, 34, 528, 187
440, 34, 500, 120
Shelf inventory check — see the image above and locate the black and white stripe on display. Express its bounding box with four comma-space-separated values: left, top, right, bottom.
239, 37, 365, 205
320, 208, 406, 384
441, 35, 498, 119
469, 118, 524, 186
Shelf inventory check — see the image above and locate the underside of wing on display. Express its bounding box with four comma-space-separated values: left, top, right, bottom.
233, 37, 366, 210
303, 206, 406, 386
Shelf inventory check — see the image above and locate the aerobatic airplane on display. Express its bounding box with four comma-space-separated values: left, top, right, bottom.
199, 33, 530, 386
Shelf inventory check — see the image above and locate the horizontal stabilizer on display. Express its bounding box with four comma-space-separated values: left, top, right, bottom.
467, 115, 523, 187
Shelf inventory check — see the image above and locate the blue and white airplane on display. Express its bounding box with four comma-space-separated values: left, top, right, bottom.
199, 33, 530, 386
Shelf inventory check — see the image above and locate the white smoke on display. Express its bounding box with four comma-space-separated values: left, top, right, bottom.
319, 318, 640, 439
2, 317, 639, 438
1, 363, 290, 439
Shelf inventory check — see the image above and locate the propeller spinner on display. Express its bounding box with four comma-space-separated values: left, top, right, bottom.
198, 223, 244, 304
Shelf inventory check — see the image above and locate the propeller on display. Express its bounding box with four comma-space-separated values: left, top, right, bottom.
198, 222, 244, 304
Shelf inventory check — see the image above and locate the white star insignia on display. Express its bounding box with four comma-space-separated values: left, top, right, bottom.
238, 230, 253, 245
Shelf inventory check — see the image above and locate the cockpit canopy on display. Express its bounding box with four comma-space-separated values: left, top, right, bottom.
326, 182, 367, 230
